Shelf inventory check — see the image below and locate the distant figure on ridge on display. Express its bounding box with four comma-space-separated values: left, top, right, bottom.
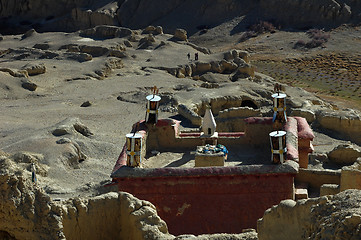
195, 52, 199, 61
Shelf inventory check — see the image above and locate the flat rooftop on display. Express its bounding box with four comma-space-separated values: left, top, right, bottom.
142, 146, 271, 169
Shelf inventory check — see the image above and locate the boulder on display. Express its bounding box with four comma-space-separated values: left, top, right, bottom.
200, 82, 219, 89
128, 34, 139, 42
236, 62, 255, 77
231, 63, 255, 81
238, 51, 250, 63
0, 68, 28, 78
114, 27, 135, 38
176, 68, 186, 78
155, 26, 163, 34
80, 101, 92, 107
224, 50, 250, 63
33, 43, 50, 50
210, 61, 224, 73
124, 40, 133, 47
21, 63, 46, 76
143, 25, 156, 34
108, 50, 128, 58
21, 29, 36, 39
233, 57, 246, 66
66, 52, 92, 62
328, 144, 361, 166
79, 45, 109, 57
138, 34, 156, 49
143, 25, 163, 35
41, 51, 59, 59
223, 51, 233, 61
195, 62, 211, 74
21, 80, 37, 91
94, 58, 123, 79
219, 60, 238, 73
52, 118, 94, 137
173, 28, 187, 41
184, 65, 192, 77
199, 72, 229, 83
59, 44, 80, 52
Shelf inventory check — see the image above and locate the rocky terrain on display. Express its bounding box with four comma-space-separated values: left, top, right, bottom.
258, 190, 361, 240
0, 0, 361, 239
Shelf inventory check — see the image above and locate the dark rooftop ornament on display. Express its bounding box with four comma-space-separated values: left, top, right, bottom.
272, 83, 287, 130
145, 86, 161, 124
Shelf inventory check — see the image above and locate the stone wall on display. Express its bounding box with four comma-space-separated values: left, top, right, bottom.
295, 168, 341, 189
340, 159, 361, 191
114, 169, 296, 235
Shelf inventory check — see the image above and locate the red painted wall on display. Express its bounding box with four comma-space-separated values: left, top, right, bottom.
115, 173, 294, 235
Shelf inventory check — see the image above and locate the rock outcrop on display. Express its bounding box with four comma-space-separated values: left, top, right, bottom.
173, 28, 187, 41
0, 173, 65, 240
79, 25, 133, 39
2, 0, 360, 34
259, 0, 356, 28
163, 49, 253, 79
0, 170, 173, 240
316, 110, 361, 145
21, 63, 46, 76
62, 192, 172, 240
328, 144, 361, 166
257, 190, 361, 240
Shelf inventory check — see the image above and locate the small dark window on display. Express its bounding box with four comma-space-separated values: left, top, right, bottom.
208, 128, 211, 135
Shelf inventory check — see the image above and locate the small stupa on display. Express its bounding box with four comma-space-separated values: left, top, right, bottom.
200, 107, 218, 145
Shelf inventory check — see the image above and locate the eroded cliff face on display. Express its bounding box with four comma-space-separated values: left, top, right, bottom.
61, 192, 171, 240
0, 174, 64, 240
1, 0, 361, 34
0, 155, 172, 240
259, 0, 358, 28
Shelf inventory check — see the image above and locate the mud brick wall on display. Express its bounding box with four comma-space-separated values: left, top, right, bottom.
114, 172, 294, 235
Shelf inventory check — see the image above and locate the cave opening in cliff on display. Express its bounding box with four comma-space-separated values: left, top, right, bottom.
240, 100, 258, 109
